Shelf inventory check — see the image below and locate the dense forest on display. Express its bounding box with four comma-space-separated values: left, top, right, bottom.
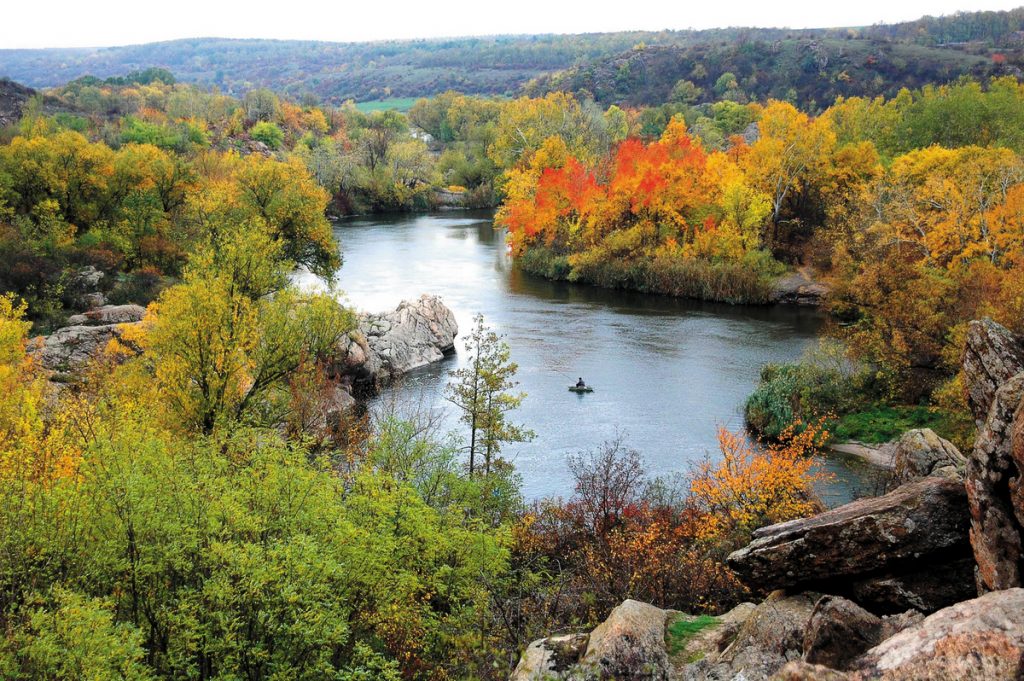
0, 7, 1024, 680
2, 8, 1024, 105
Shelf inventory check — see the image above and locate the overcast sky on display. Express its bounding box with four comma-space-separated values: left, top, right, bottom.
2, 0, 1021, 49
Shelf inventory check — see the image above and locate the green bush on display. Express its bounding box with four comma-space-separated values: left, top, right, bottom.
745, 351, 860, 439
250, 121, 285, 149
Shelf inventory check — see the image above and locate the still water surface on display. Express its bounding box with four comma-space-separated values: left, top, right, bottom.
300, 211, 875, 504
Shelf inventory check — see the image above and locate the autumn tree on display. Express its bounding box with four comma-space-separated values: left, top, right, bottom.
444, 314, 533, 475
134, 227, 353, 434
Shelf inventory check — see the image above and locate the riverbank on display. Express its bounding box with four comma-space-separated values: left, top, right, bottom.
515, 245, 826, 306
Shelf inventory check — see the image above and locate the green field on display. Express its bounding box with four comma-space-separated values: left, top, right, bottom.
354, 98, 419, 113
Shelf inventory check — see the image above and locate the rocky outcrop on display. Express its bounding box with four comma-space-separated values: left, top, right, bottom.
962, 318, 1024, 426
669, 602, 755, 670
727, 477, 973, 613
0, 78, 35, 128
31, 322, 138, 373
890, 428, 966, 484
509, 633, 589, 681
802, 596, 884, 670
967, 371, 1024, 591
67, 304, 146, 326
512, 600, 672, 681
335, 295, 458, 391
577, 599, 671, 680
685, 591, 816, 681
851, 588, 1024, 680
959, 318, 1024, 592
769, 271, 828, 306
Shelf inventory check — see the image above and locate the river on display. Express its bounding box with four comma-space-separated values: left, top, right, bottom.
298, 210, 879, 504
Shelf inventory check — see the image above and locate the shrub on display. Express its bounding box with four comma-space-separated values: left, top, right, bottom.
250, 121, 285, 150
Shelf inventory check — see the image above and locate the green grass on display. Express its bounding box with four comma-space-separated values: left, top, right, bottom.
834, 404, 952, 444
666, 615, 719, 657
354, 98, 419, 113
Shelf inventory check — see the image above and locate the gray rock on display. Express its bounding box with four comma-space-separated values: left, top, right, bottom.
727, 477, 972, 610
509, 633, 589, 680
847, 557, 977, 614
773, 661, 850, 680
802, 596, 883, 670
72, 265, 105, 290
336, 295, 457, 390
890, 429, 966, 484
685, 591, 816, 681
577, 599, 671, 680
67, 304, 146, 326
962, 318, 1024, 426
966, 372, 1024, 591
31, 323, 139, 373
670, 602, 755, 670
851, 588, 1024, 680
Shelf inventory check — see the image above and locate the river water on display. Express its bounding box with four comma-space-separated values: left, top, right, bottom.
298, 210, 877, 504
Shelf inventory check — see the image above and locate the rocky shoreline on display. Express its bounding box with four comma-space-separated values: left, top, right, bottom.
512, 317, 1024, 680
30, 295, 459, 403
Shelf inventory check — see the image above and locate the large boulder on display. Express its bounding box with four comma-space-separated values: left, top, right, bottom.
684, 591, 817, 681
336, 295, 457, 390
962, 318, 1024, 426
802, 596, 883, 670
31, 322, 138, 373
509, 633, 589, 681
67, 304, 146, 326
851, 588, 1024, 680
577, 599, 671, 680
966, 372, 1024, 591
890, 429, 966, 484
727, 477, 973, 613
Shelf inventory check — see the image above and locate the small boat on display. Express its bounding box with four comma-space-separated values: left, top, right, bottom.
568, 385, 594, 393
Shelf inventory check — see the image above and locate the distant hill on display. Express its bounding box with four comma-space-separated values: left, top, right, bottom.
1, 8, 1022, 106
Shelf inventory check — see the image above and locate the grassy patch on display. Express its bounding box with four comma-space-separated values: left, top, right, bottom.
835, 404, 953, 444
666, 615, 718, 657
354, 98, 419, 113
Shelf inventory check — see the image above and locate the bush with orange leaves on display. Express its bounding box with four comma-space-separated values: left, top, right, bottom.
690, 421, 832, 546
499, 426, 829, 642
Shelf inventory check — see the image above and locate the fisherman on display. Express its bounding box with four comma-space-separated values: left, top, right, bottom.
576, 377, 586, 389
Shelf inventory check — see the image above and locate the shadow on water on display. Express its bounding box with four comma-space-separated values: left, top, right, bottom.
309, 210, 875, 505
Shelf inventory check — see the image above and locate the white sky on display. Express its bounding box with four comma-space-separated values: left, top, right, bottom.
2, 0, 1021, 49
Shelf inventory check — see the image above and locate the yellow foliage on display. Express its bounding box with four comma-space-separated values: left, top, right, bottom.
690, 422, 831, 541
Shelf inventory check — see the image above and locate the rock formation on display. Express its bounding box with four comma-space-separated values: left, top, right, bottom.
963, 319, 1024, 591
335, 294, 458, 391
851, 588, 1024, 680
727, 477, 974, 613
890, 428, 966, 484
962, 318, 1024, 425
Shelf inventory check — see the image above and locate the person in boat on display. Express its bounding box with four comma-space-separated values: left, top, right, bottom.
575, 377, 586, 389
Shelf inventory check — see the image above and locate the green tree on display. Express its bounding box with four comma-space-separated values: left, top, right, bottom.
444, 314, 533, 475
250, 121, 284, 150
